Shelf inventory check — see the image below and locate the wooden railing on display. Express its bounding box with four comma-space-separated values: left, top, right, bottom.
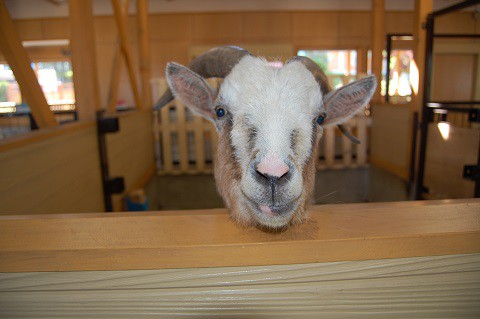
1, 199, 478, 272
0, 200, 479, 317
153, 79, 371, 174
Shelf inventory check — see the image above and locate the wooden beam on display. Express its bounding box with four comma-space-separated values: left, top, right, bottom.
107, 0, 130, 114
68, 0, 101, 121
371, 0, 385, 103
0, 0, 57, 129
411, 0, 434, 113
111, 0, 142, 110
137, 0, 152, 109
0, 199, 479, 272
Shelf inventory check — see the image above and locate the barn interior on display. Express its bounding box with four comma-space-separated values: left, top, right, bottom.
1, 0, 478, 213
0, 0, 479, 317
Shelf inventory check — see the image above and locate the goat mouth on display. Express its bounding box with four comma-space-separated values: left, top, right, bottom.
242, 191, 299, 224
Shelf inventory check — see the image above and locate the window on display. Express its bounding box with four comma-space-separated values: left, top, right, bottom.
297, 49, 358, 88
382, 49, 417, 103
0, 61, 75, 112
0, 64, 21, 113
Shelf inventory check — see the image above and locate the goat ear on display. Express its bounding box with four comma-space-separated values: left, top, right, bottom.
166, 62, 216, 121
322, 75, 377, 126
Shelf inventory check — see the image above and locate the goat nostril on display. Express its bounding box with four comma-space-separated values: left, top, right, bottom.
279, 170, 289, 180
255, 169, 268, 180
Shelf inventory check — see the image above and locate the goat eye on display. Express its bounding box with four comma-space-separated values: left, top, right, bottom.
216, 108, 226, 118
316, 113, 326, 125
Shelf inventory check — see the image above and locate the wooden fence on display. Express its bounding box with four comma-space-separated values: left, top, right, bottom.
153, 79, 371, 175
1, 199, 479, 317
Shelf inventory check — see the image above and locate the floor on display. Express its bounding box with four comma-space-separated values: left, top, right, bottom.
144, 165, 410, 211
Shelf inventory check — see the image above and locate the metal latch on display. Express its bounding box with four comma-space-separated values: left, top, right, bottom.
463, 165, 480, 181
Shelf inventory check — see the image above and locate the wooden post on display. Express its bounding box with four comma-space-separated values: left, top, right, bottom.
107, 0, 130, 114
0, 0, 57, 129
371, 0, 385, 103
111, 0, 142, 110
137, 0, 152, 109
411, 0, 434, 113
68, 0, 101, 121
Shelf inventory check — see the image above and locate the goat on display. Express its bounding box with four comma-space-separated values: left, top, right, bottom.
156, 46, 376, 230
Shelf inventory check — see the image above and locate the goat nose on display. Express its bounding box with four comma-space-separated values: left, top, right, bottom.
256, 154, 290, 181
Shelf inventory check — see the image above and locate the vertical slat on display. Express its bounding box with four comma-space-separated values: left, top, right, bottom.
325, 126, 335, 167
342, 122, 353, 168
176, 101, 189, 172
160, 105, 173, 172
194, 116, 206, 172
356, 116, 368, 166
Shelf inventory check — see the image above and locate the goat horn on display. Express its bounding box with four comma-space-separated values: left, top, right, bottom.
287, 56, 361, 145
154, 46, 251, 109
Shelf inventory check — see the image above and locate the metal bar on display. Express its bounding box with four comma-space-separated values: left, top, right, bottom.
430, 0, 480, 17
427, 107, 480, 113
415, 16, 435, 200
434, 33, 480, 38
385, 34, 392, 103
476, 136, 480, 197
388, 33, 414, 40
428, 101, 480, 105
96, 111, 113, 212
408, 112, 419, 192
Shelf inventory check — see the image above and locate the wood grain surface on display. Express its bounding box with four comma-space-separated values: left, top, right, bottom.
0, 199, 479, 272
0, 253, 479, 318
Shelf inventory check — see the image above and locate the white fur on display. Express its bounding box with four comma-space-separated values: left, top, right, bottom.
166, 54, 376, 228
217, 56, 324, 223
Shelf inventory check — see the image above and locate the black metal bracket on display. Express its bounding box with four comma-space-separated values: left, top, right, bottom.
468, 109, 480, 123
464, 165, 480, 181
105, 177, 125, 194
97, 111, 124, 212
97, 116, 120, 134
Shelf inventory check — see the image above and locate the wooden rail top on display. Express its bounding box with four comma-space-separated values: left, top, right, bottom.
0, 199, 479, 272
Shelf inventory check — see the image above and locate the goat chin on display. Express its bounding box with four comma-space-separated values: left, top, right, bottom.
213, 124, 319, 230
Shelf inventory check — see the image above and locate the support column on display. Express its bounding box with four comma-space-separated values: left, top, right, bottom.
371, 0, 385, 103
0, 0, 57, 128
112, 0, 142, 110
137, 0, 152, 109
68, 0, 101, 121
107, 0, 130, 113
411, 0, 434, 113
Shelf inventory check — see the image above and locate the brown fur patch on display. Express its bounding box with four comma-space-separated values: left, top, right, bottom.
213, 122, 250, 225
290, 125, 320, 226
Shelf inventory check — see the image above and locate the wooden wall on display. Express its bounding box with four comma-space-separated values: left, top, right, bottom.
0, 111, 155, 215
107, 111, 155, 211
0, 123, 105, 214
424, 124, 479, 199
370, 103, 412, 180
1, 10, 419, 108
3, 10, 475, 108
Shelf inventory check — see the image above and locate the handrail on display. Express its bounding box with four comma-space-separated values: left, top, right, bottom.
0, 199, 479, 272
